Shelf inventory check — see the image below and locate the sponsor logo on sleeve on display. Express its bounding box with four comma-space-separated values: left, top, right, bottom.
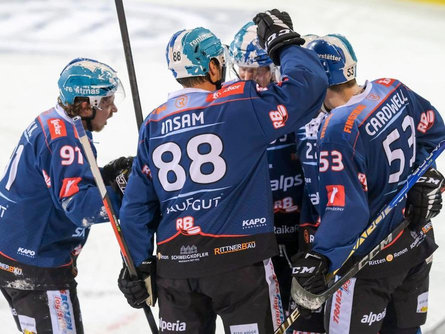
47, 118, 67, 140
417, 110, 435, 133
42, 169, 51, 188
326, 185, 345, 207
206, 82, 245, 102
269, 105, 288, 129
358, 173, 368, 191
59, 177, 81, 198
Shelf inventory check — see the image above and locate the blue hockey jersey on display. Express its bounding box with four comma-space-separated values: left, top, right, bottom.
120, 45, 328, 278
0, 105, 120, 268
312, 79, 445, 272
267, 133, 304, 244
295, 110, 328, 249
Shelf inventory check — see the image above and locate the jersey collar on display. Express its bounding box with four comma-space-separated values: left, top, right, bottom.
168, 87, 210, 100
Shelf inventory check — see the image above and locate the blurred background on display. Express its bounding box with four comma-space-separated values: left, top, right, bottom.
0, 0, 444, 332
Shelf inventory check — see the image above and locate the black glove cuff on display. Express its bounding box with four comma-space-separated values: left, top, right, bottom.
268, 35, 305, 65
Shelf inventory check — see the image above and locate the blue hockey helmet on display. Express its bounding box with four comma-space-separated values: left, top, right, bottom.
302, 34, 320, 47
58, 58, 124, 107
229, 22, 272, 68
166, 27, 225, 79
306, 34, 357, 86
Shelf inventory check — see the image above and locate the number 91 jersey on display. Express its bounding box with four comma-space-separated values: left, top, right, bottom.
312, 78, 445, 272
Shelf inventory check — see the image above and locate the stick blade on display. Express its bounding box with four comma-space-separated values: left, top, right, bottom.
290, 278, 327, 310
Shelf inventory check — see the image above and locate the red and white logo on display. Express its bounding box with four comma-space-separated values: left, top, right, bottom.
269, 105, 288, 129
417, 110, 435, 134
376, 78, 395, 87
176, 216, 201, 235
206, 82, 245, 102
358, 173, 368, 192
326, 185, 345, 207
59, 177, 81, 198
42, 169, 51, 188
48, 118, 67, 140
142, 164, 152, 178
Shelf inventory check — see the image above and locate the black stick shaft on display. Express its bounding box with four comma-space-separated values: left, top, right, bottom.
115, 0, 144, 129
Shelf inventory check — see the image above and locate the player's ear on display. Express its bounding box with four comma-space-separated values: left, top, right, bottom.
208, 59, 221, 83
78, 101, 92, 117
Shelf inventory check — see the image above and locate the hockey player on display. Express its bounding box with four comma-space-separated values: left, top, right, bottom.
292, 35, 445, 334
117, 9, 328, 333
0, 58, 130, 333
229, 21, 305, 319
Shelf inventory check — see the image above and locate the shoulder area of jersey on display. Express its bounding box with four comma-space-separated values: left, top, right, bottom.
147, 80, 251, 121
36, 107, 77, 142
371, 78, 401, 90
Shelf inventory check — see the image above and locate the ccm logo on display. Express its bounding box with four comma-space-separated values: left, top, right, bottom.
269, 105, 288, 129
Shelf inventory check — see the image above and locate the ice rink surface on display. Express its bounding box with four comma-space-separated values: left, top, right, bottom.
0, 0, 445, 332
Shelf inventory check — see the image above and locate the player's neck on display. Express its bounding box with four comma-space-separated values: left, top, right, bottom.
190, 81, 217, 92
325, 84, 362, 110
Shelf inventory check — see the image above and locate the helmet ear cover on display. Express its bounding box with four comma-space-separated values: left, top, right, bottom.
306, 34, 357, 86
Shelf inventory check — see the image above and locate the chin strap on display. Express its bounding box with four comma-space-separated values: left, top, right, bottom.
81, 107, 97, 131
211, 78, 223, 90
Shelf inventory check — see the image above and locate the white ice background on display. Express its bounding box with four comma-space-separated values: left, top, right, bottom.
0, 0, 444, 332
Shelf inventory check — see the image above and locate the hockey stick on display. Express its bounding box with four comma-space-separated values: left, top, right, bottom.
274, 139, 445, 334
73, 117, 159, 334
115, 0, 143, 129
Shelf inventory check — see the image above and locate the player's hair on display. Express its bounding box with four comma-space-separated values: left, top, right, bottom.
57, 96, 89, 118
329, 79, 357, 93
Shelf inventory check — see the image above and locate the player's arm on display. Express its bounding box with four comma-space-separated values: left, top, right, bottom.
404, 86, 445, 227
250, 10, 328, 143
40, 133, 121, 227
406, 86, 445, 164
311, 141, 369, 272
119, 125, 160, 267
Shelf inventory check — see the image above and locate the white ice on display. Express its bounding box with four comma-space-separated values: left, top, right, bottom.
0, 0, 445, 332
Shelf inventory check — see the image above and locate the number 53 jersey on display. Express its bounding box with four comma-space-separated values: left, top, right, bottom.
120, 46, 328, 278
312, 78, 445, 273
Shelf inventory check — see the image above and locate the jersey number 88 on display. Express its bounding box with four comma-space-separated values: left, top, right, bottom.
152, 133, 227, 191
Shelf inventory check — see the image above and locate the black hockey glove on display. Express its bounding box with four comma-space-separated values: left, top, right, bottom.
118, 257, 157, 309
102, 156, 134, 196
253, 9, 305, 65
291, 251, 329, 318
406, 167, 444, 231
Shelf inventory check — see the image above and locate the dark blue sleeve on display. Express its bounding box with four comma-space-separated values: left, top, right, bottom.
249, 45, 328, 144
311, 139, 369, 272
120, 125, 160, 266
405, 85, 445, 166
